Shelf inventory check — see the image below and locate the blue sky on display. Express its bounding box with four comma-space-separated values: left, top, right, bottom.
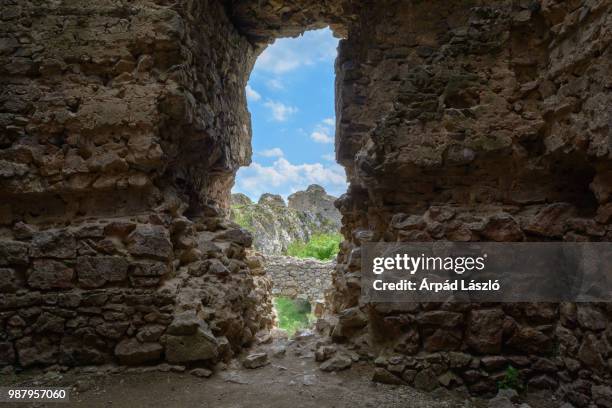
232, 28, 348, 201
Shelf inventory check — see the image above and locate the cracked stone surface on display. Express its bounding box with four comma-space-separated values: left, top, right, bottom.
0, 0, 611, 404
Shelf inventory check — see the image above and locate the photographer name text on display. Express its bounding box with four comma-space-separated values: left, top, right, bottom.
371, 253, 500, 293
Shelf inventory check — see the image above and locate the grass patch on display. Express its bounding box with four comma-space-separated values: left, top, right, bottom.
230, 205, 253, 230
273, 297, 314, 335
498, 365, 523, 392
286, 233, 342, 261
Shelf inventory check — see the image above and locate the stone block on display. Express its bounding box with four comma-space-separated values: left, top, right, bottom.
164, 327, 218, 363
76, 256, 129, 288
243, 352, 268, 369
0, 267, 21, 292
167, 310, 201, 335
0, 240, 29, 265
466, 309, 504, 354
0, 342, 15, 365
114, 338, 163, 365
127, 225, 173, 260
31, 230, 76, 259
28, 260, 74, 290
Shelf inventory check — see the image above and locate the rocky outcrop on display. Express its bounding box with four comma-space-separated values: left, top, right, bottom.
288, 185, 341, 230
230, 186, 340, 254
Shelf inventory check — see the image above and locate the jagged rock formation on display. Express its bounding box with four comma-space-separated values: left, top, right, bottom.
288, 185, 342, 230
1, 0, 611, 404
229, 186, 341, 254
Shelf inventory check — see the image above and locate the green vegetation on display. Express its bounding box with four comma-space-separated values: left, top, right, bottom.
228, 199, 341, 256
230, 204, 254, 230
498, 365, 523, 392
273, 297, 314, 335
286, 233, 342, 261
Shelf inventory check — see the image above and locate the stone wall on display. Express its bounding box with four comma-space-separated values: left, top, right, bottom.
0, 213, 275, 367
1, 0, 611, 404
264, 255, 334, 303
0, 0, 273, 368
233, 0, 610, 400
0, 0, 256, 215
328, 0, 612, 402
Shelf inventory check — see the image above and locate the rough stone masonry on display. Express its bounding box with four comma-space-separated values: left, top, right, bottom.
265, 254, 334, 304
1, 0, 611, 405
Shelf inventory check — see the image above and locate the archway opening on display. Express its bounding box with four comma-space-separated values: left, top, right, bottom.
234, 28, 345, 202
230, 28, 345, 335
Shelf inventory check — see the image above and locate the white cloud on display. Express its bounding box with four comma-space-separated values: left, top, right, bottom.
245, 85, 261, 102
259, 148, 284, 158
309, 117, 335, 144
322, 117, 335, 126
254, 28, 338, 75
311, 131, 333, 144
264, 100, 298, 122
235, 157, 347, 200
322, 153, 336, 161
266, 79, 285, 91
257, 55, 300, 75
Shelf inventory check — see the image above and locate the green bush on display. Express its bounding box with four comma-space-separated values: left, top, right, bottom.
230, 205, 253, 230
273, 297, 314, 335
498, 365, 523, 391
286, 233, 342, 261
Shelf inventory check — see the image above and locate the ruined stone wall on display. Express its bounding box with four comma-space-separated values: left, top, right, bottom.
0, 0, 255, 215
1, 0, 611, 403
264, 255, 334, 303
0, 0, 273, 368
330, 0, 612, 401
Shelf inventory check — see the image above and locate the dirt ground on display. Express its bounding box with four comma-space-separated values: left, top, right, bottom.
0, 335, 558, 408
